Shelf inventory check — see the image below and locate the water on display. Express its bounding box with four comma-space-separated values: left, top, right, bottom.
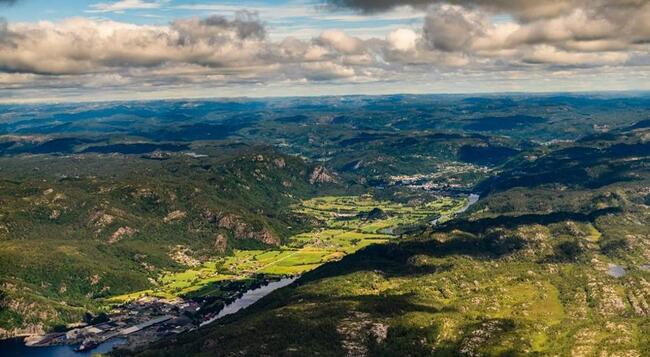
431, 193, 479, 225
607, 264, 626, 278
641, 264, 650, 271
2, 277, 298, 355
458, 194, 480, 213
0, 337, 125, 357
200, 277, 297, 327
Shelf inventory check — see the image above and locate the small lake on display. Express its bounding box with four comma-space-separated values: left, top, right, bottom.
0, 337, 125, 357
200, 277, 297, 327
607, 264, 626, 278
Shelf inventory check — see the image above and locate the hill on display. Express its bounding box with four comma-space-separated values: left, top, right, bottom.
0, 144, 343, 337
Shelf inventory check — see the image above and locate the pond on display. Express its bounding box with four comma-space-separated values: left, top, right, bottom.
607, 264, 626, 278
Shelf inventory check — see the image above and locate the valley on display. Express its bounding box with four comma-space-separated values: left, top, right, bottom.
0, 94, 648, 356
111, 194, 467, 302
19, 193, 470, 353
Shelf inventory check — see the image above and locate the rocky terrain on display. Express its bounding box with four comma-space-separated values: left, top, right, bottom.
0, 146, 343, 336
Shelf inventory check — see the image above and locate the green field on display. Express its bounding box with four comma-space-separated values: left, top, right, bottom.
109, 195, 466, 302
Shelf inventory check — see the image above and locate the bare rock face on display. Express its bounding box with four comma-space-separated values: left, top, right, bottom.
90, 211, 115, 228
169, 245, 200, 267
255, 230, 279, 246
164, 210, 187, 223
89, 274, 101, 286
202, 209, 219, 224
203, 209, 280, 246
336, 312, 387, 357
310, 166, 337, 184
210, 212, 280, 245
214, 233, 228, 253
109, 226, 137, 244
216, 214, 238, 229
459, 320, 512, 357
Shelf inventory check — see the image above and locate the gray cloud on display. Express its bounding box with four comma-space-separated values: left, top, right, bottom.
0, 13, 379, 87
328, 0, 650, 21
0, 13, 274, 75
199, 11, 266, 40
321, 0, 650, 72
422, 5, 486, 52
328, 0, 580, 18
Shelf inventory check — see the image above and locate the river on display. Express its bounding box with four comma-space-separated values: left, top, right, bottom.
431, 193, 480, 225
200, 276, 298, 327
459, 194, 480, 213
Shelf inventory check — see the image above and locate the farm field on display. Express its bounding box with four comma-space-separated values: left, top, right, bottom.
108, 195, 467, 302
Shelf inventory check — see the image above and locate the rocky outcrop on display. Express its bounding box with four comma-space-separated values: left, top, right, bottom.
49, 209, 61, 220
459, 320, 513, 357
214, 234, 228, 253
89, 211, 115, 228
203, 210, 280, 246
336, 311, 388, 357
164, 210, 187, 223
218, 214, 279, 245
109, 226, 137, 244
169, 246, 200, 267
310, 166, 337, 184
0, 324, 46, 340
0, 290, 51, 339
273, 158, 286, 168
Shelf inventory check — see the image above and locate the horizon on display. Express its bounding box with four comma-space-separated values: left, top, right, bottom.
3, 88, 650, 106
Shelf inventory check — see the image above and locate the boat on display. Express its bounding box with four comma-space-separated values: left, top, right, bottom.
74, 339, 98, 352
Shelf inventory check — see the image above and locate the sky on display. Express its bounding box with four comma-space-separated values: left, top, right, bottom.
0, 0, 649, 103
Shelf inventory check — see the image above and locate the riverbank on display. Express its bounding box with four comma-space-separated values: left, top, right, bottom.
200, 277, 298, 327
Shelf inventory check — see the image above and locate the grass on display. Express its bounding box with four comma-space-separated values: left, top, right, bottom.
585, 223, 603, 242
